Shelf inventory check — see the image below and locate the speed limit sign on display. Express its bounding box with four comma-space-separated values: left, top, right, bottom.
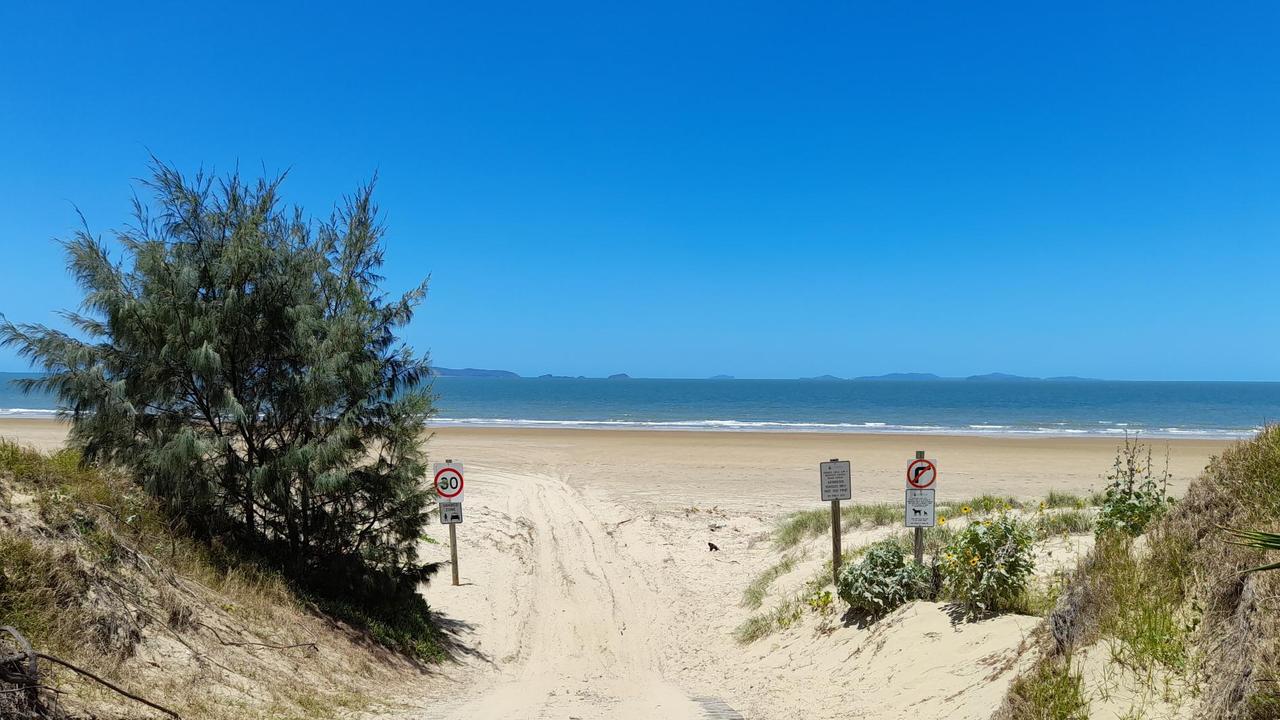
433, 462, 464, 505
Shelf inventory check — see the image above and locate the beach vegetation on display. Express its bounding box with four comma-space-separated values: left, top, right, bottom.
741, 553, 799, 610
1095, 436, 1173, 537
1001, 426, 1280, 718
734, 563, 839, 643
940, 509, 1035, 618
836, 539, 931, 617
0, 162, 443, 660
773, 502, 900, 549
1002, 654, 1090, 720
1044, 490, 1088, 509
1036, 509, 1095, 538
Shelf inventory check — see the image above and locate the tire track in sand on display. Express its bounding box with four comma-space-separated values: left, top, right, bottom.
428, 468, 709, 720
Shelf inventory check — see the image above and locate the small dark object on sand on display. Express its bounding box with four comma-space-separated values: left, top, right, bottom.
708, 542, 720, 552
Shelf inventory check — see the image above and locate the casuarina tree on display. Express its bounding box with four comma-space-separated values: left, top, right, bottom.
1, 161, 435, 587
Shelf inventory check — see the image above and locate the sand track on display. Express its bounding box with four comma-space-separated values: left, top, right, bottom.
426, 467, 707, 719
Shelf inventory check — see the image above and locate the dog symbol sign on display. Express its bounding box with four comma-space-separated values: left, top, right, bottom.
905, 489, 935, 528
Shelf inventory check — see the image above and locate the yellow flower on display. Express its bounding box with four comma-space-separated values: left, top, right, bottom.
970, 556, 979, 566
961, 505, 972, 515
938, 515, 948, 525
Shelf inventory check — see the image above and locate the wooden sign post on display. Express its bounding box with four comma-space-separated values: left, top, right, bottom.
820, 459, 852, 585
905, 450, 938, 566
914, 453, 925, 566
434, 460, 465, 586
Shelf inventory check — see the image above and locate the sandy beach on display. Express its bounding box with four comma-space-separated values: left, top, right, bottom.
0, 419, 1235, 719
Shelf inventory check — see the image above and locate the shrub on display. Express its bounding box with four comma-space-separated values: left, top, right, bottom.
941, 510, 1035, 617
837, 539, 931, 616
1095, 435, 1172, 537
0, 161, 436, 596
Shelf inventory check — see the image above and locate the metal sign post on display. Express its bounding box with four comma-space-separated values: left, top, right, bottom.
820, 459, 852, 585
434, 460, 465, 586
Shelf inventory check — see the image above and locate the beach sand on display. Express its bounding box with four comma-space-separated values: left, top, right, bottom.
0, 419, 1234, 719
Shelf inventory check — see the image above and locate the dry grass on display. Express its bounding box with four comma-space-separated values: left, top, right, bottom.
998, 426, 1280, 719
0, 440, 429, 720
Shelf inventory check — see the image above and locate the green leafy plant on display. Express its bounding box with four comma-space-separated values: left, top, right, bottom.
940, 510, 1035, 618
1095, 435, 1173, 537
1223, 528, 1280, 573
836, 539, 931, 617
805, 589, 835, 615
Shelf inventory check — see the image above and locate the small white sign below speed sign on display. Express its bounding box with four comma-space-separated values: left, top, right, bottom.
433, 461, 464, 505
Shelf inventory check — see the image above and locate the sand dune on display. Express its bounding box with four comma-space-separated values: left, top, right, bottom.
0, 420, 1232, 719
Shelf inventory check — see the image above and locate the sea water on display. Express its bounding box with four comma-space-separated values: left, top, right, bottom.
4, 373, 1276, 438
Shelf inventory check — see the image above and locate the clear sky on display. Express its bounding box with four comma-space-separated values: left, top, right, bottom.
1, 2, 1278, 380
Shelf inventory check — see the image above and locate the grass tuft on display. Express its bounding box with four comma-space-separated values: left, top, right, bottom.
1045, 490, 1089, 509
773, 502, 901, 549
741, 554, 799, 609
1036, 509, 1095, 538
1003, 654, 1090, 719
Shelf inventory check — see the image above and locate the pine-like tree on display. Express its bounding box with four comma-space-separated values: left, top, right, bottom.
1, 161, 435, 588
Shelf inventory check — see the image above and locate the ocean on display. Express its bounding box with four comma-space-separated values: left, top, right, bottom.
4, 373, 1274, 438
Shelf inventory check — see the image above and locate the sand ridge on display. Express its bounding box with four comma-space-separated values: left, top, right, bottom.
0, 420, 1233, 719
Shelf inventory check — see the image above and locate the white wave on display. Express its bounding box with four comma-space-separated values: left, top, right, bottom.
0, 408, 60, 418
426, 417, 1257, 438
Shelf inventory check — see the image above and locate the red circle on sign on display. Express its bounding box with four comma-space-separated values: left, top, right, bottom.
434, 467, 464, 498
907, 459, 937, 489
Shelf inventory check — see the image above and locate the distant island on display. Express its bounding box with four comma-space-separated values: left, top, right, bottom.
422, 368, 1105, 381
853, 372, 942, 381
429, 367, 520, 378
807, 372, 1103, 382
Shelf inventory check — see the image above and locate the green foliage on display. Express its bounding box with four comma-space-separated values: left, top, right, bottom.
940, 510, 1035, 617
734, 600, 805, 644
805, 589, 835, 615
773, 502, 900, 549
0, 536, 89, 657
1004, 655, 1090, 720
946, 494, 1024, 515
1091, 532, 1191, 673
837, 539, 932, 617
0, 161, 435, 596
1223, 528, 1280, 573
1095, 436, 1173, 537
2, 440, 446, 662
1044, 490, 1088, 509
1036, 509, 1095, 538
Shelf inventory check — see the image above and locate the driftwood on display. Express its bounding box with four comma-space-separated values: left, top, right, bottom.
0, 625, 181, 719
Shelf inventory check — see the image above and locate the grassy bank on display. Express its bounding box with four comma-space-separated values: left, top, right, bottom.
736, 492, 1097, 643
1000, 426, 1280, 719
0, 440, 445, 719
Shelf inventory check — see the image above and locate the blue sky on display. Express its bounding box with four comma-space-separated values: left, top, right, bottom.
1, 2, 1277, 380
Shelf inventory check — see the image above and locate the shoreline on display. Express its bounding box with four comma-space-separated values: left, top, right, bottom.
0, 415, 1253, 441
2, 418, 1235, 510
425, 418, 1257, 440
0, 413, 1256, 441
